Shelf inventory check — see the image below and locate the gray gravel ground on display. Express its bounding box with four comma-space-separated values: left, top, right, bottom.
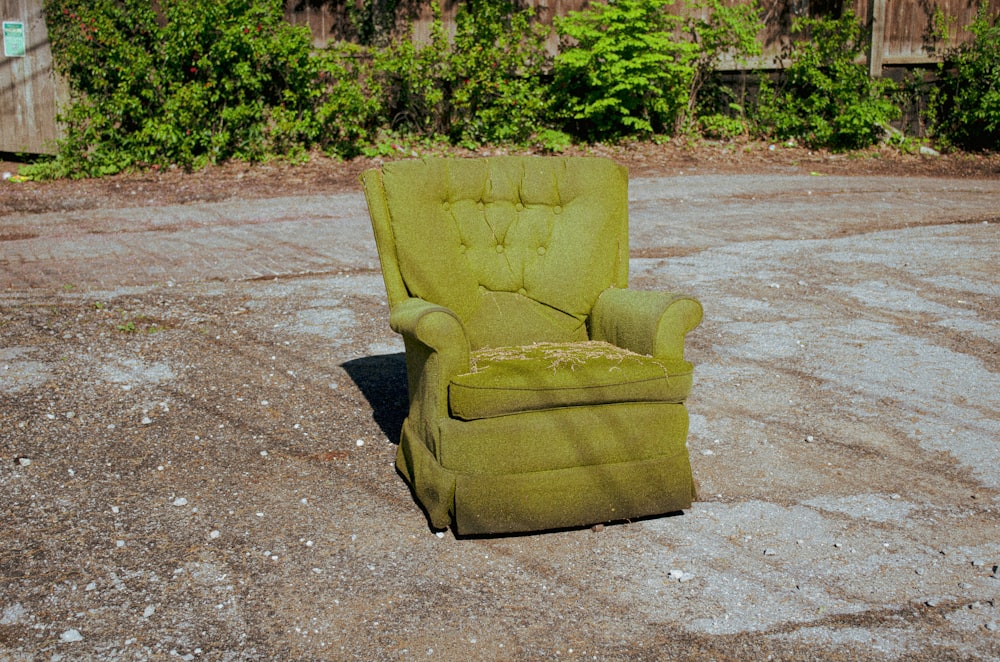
1, 172, 999, 660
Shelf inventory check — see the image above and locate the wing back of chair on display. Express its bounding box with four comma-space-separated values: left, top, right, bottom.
361, 157, 630, 349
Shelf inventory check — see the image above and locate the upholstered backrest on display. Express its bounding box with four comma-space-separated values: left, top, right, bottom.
363, 156, 630, 349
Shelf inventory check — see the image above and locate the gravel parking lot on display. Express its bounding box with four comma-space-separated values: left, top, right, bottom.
1, 157, 999, 660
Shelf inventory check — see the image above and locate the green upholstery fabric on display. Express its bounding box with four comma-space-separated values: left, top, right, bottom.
450, 342, 693, 421
360, 156, 703, 535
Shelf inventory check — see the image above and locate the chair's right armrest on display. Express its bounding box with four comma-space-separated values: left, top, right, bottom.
390, 298, 469, 359
390, 298, 470, 422
590, 288, 703, 361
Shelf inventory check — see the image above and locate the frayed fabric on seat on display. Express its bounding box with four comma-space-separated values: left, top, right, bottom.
449, 341, 693, 420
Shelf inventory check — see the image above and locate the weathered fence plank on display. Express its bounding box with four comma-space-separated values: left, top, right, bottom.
0, 0, 61, 154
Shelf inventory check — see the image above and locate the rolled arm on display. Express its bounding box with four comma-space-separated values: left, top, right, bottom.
589, 288, 703, 360
389, 298, 470, 430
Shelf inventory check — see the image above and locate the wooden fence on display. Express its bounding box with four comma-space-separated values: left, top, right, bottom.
0, 0, 61, 154
286, 0, 997, 68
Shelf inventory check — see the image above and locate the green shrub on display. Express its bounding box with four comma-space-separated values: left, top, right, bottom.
552, 0, 697, 140
448, 0, 550, 146
928, 3, 1000, 150
369, 1, 549, 147
370, 3, 451, 137
754, 11, 900, 150
311, 44, 384, 159
550, 0, 763, 141
683, 0, 763, 135
35, 0, 321, 178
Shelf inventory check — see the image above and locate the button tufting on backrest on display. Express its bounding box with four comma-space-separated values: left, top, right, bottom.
377, 156, 629, 342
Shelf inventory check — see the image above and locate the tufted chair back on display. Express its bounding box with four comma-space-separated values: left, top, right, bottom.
364, 157, 630, 349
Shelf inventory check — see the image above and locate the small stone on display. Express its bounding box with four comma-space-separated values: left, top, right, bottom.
60, 629, 84, 642
700, 449, 715, 456
764, 548, 777, 556
141, 416, 153, 425
143, 605, 155, 618
986, 622, 998, 632
172, 497, 188, 507
925, 598, 942, 607
209, 530, 221, 539
356, 439, 365, 447
17, 457, 31, 467
805, 435, 814, 443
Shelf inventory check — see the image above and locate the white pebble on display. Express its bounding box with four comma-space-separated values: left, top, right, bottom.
172, 497, 188, 507
60, 629, 84, 643
143, 605, 155, 618
116, 540, 125, 548
700, 449, 715, 456
805, 435, 814, 443
17, 457, 31, 467
210, 530, 221, 539
141, 416, 152, 425
435, 532, 445, 538
356, 439, 365, 447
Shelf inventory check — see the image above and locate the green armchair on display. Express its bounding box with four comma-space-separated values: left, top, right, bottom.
360, 156, 703, 534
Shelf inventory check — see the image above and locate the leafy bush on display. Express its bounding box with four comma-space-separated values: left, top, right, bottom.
682, 0, 763, 135
551, 0, 696, 140
36, 0, 324, 177
448, 0, 550, 146
928, 3, 1000, 150
754, 12, 900, 150
370, 3, 451, 137
551, 0, 763, 141
370, 1, 549, 146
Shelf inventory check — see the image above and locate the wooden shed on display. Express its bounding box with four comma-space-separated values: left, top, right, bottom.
0, 0, 62, 154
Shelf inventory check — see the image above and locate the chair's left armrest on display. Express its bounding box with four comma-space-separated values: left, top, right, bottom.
589, 288, 703, 360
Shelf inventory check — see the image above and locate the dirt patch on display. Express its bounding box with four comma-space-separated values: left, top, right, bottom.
3, 140, 999, 216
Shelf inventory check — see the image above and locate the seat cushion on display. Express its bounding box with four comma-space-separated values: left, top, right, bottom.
449, 341, 693, 421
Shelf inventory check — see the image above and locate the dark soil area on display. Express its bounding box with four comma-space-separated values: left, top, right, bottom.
3, 140, 999, 215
